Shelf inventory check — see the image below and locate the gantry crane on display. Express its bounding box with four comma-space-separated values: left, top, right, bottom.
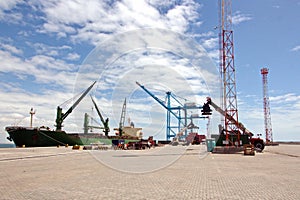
136, 81, 183, 140
136, 81, 209, 140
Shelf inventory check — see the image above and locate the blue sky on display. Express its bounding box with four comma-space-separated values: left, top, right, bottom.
0, 0, 299, 143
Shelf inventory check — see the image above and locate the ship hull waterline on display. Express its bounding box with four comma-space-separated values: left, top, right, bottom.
6, 126, 138, 147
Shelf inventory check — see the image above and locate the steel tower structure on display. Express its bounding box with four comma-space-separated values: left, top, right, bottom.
136, 82, 208, 140
261, 68, 273, 144
219, 0, 240, 145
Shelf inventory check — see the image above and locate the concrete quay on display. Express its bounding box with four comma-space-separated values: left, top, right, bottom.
0, 144, 299, 200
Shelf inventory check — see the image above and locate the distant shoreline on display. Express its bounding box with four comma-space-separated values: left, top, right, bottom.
276, 141, 300, 145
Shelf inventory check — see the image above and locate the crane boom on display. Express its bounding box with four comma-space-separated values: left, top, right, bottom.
206, 97, 253, 137
62, 81, 96, 121
90, 95, 105, 124
136, 81, 178, 118
55, 81, 96, 131
118, 98, 127, 136
90, 95, 110, 136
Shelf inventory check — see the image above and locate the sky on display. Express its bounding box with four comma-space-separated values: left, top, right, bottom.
0, 0, 300, 144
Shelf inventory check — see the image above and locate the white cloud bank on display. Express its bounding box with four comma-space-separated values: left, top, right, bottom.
32, 0, 201, 45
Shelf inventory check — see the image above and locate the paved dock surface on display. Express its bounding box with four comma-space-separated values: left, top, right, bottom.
0, 144, 299, 200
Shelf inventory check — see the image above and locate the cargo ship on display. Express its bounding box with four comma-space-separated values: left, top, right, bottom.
5, 82, 139, 147
5, 126, 139, 147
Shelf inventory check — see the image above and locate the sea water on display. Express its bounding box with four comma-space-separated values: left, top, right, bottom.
0, 143, 16, 148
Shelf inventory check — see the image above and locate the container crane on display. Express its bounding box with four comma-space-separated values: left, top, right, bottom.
136, 81, 185, 140
55, 81, 96, 131
90, 95, 110, 136
136, 81, 209, 140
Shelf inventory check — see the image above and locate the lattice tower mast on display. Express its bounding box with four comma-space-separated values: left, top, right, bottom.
219, 0, 240, 145
261, 68, 273, 144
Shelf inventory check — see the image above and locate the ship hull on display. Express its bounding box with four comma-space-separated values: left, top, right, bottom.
6, 126, 109, 147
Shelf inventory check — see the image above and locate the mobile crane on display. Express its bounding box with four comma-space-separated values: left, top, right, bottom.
204, 97, 265, 151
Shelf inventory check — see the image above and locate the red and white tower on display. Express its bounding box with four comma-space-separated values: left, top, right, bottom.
219, 0, 240, 145
261, 68, 273, 144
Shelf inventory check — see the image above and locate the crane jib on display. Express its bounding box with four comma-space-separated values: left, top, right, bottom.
56, 81, 96, 130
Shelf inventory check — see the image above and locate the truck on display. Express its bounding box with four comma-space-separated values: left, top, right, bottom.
186, 133, 206, 145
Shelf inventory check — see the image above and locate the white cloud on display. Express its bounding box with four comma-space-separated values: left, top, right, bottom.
0, 1, 221, 143
202, 37, 218, 49
0, 0, 23, 23
191, 31, 215, 39
28, 43, 76, 59
0, 43, 23, 55
0, 84, 79, 135
270, 93, 300, 102
32, 0, 201, 45
0, 0, 21, 10
237, 93, 300, 141
0, 50, 34, 74
291, 45, 300, 52
0, 46, 77, 88
66, 53, 80, 61
232, 11, 252, 25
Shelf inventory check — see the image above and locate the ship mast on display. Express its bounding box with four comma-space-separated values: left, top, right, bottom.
29, 108, 36, 128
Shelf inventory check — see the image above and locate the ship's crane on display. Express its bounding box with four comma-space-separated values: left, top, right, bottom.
118, 98, 127, 137
90, 95, 110, 136
55, 81, 96, 131
83, 112, 104, 133
205, 97, 265, 151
